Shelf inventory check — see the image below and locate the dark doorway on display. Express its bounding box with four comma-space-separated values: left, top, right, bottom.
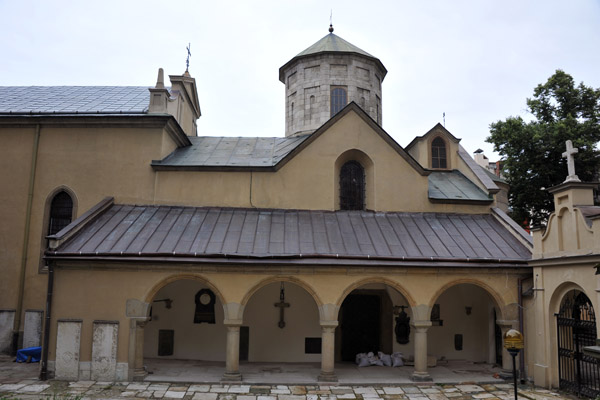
340, 294, 381, 361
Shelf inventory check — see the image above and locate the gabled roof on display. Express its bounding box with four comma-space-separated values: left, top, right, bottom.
404, 123, 461, 151
0, 86, 150, 114
428, 171, 493, 204
279, 32, 387, 82
153, 102, 428, 175
457, 145, 500, 193
46, 200, 531, 267
152, 135, 310, 170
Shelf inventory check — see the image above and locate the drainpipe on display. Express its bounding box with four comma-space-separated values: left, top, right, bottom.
40, 261, 54, 381
13, 124, 41, 355
518, 276, 529, 383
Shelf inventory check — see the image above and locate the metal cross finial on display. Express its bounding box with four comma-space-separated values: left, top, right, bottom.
274, 282, 290, 329
186, 43, 191, 72
562, 140, 581, 183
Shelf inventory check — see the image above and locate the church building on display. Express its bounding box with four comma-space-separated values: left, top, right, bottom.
1, 26, 544, 385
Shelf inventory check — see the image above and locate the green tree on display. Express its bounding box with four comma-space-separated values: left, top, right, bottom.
487, 70, 600, 227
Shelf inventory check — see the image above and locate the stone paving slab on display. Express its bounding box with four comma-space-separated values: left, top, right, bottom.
0, 381, 575, 400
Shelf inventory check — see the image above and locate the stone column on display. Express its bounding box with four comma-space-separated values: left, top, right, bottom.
411, 320, 432, 382
222, 322, 242, 381
497, 320, 517, 372
318, 321, 338, 382
125, 299, 150, 381
133, 320, 148, 380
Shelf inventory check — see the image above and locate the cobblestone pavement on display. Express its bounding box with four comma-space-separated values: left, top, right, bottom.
0, 381, 573, 400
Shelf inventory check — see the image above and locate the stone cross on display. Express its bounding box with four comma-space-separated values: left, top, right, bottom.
274, 283, 290, 329
562, 140, 581, 183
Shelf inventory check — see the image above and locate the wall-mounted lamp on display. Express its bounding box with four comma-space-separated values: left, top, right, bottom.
465, 306, 472, 315
154, 298, 173, 309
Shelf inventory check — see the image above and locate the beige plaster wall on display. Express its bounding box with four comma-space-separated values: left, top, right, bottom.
244, 282, 321, 362
0, 123, 179, 331
47, 266, 526, 367
144, 280, 227, 361
529, 261, 600, 389
0, 127, 35, 309
154, 112, 493, 213
428, 284, 495, 362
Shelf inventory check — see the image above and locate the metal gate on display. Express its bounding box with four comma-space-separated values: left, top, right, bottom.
556, 291, 600, 398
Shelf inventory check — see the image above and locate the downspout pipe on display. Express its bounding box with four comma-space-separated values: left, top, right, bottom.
13, 124, 41, 355
40, 260, 54, 381
518, 276, 530, 383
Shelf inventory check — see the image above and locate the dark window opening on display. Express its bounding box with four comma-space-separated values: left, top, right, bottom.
48, 191, 73, 236
340, 161, 365, 210
330, 87, 347, 117
158, 329, 174, 356
431, 137, 447, 169
305, 337, 322, 354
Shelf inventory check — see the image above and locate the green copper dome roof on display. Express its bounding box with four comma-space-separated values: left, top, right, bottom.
295, 32, 374, 58
279, 29, 387, 82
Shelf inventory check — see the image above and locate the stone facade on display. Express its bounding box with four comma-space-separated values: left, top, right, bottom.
281, 54, 385, 136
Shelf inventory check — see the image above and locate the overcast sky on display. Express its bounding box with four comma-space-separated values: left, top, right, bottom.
2, 0, 599, 158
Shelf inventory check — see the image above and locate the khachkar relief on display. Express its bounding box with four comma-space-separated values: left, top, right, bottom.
91, 321, 119, 381
562, 140, 581, 183
55, 319, 82, 380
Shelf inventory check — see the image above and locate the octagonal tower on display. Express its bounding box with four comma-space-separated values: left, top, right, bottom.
279, 25, 387, 137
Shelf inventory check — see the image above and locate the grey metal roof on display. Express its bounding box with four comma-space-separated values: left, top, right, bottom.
458, 145, 499, 192
296, 33, 374, 58
429, 171, 493, 203
152, 135, 310, 169
48, 204, 531, 265
0, 86, 150, 114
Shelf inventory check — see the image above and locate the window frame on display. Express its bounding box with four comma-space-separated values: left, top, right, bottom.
330, 86, 348, 117
430, 136, 449, 169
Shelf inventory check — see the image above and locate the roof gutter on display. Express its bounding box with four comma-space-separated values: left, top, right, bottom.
44, 251, 530, 267
13, 124, 40, 355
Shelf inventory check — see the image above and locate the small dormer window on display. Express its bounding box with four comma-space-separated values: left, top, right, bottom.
331, 87, 347, 117
340, 161, 365, 210
431, 137, 447, 169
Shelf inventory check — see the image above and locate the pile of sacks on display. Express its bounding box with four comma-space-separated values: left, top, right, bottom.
355, 351, 404, 367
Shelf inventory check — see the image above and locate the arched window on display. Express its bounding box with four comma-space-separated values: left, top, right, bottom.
330, 87, 347, 117
48, 191, 73, 236
340, 161, 365, 210
431, 137, 447, 169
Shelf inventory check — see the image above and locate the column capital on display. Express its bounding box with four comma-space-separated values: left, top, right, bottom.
411, 320, 432, 330
496, 319, 517, 329
320, 320, 338, 328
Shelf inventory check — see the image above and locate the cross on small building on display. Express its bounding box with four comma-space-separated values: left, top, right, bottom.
274, 283, 290, 329
562, 140, 581, 183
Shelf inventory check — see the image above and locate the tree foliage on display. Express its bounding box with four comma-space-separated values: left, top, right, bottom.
486, 70, 600, 226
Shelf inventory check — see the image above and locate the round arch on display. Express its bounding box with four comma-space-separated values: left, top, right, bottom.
336, 277, 416, 308
427, 278, 506, 320
144, 274, 226, 310
241, 276, 323, 309
548, 281, 593, 318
